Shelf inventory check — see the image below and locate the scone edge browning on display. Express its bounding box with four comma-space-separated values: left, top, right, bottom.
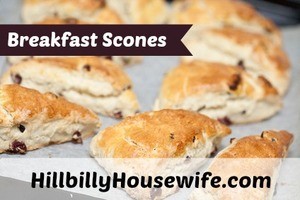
155, 61, 282, 124
220, 130, 294, 158
0, 84, 101, 154
189, 130, 294, 200
90, 109, 231, 158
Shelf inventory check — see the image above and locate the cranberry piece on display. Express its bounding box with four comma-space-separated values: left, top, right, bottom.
170, 133, 174, 139
18, 124, 26, 133
237, 60, 245, 69
113, 111, 123, 119
83, 64, 91, 71
228, 74, 241, 91
11, 73, 22, 84
217, 117, 232, 126
72, 131, 83, 144
9, 140, 27, 154
210, 146, 218, 156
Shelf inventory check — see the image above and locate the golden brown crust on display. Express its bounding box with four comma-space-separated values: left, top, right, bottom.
221, 130, 294, 158
189, 130, 293, 199
172, 0, 280, 42
20, 57, 132, 92
93, 109, 231, 158
0, 84, 99, 126
160, 61, 278, 104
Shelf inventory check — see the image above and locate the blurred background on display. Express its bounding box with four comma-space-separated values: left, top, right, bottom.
1, 0, 300, 26
166, 0, 300, 26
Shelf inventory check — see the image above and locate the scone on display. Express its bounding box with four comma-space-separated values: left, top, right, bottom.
7, 17, 142, 67
182, 27, 290, 95
1, 57, 140, 119
0, 84, 100, 154
91, 109, 231, 158
90, 109, 231, 199
189, 130, 294, 200
22, 0, 123, 24
170, 0, 281, 45
106, 0, 169, 24
154, 61, 282, 124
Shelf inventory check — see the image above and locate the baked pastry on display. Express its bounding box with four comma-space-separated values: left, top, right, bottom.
0, 84, 100, 154
1, 57, 140, 118
189, 130, 294, 200
106, 0, 169, 24
7, 17, 142, 67
170, 0, 281, 45
91, 109, 231, 158
154, 61, 282, 124
22, 0, 123, 24
90, 109, 231, 199
182, 27, 290, 95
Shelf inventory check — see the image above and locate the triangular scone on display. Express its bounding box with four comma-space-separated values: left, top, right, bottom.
170, 0, 281, 45
189, 130, 293, 200
182, 27, 290, 95
0, 84, 100, 154
90, 109, 230, 199
22, 0, 123, 24
91, 109, 231, 158
154, 61, 282, 124
1, 57, 140, 118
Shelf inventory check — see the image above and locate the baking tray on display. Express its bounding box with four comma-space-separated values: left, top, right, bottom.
0, 0, 299, 159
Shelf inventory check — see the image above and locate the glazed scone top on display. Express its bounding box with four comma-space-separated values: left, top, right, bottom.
6, 57, 132, 95
92, 109, 231, 158
0, 84, 100, 127
171, 0, 280, 43
160, 61, 278, 105
221, 130, 294, 158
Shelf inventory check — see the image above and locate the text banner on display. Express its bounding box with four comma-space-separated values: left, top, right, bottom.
0, 25, 192, 56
